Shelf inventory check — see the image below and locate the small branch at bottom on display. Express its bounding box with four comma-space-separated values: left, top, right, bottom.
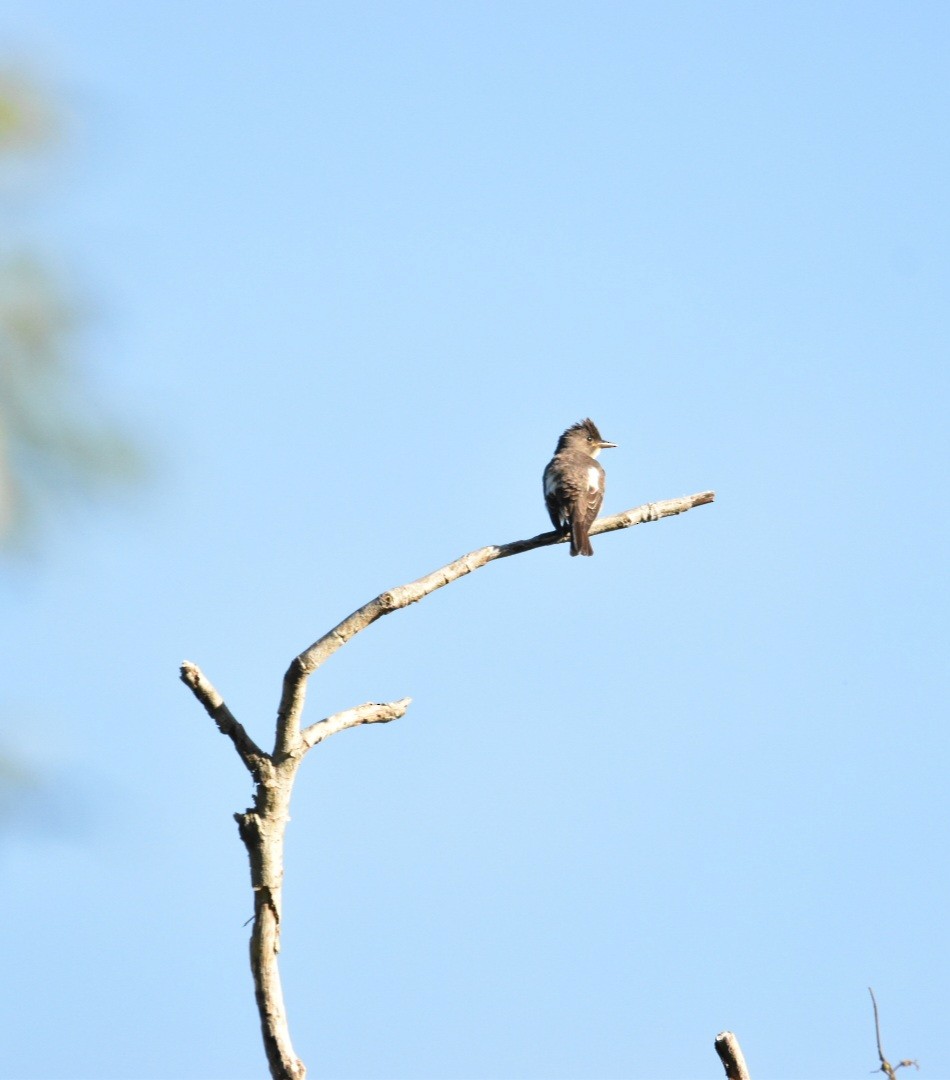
714, 1031, 751, 1080
869, 987, 919, 1079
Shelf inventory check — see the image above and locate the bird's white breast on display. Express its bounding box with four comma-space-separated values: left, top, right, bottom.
588, 465, 603, 492
543, 469, 557, 497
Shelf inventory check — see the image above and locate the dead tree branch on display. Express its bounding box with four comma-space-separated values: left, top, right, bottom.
278, 489, 715, 733
180, 660, 266, 773
869, 987, 919, 1079
180, 490, 715, 1079
715, 1031, 751, 1080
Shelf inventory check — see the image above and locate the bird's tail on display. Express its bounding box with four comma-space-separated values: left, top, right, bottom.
570, 520, 594, 557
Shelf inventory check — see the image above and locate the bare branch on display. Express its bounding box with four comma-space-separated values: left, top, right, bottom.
275, 490, 716, 743
714, 1031, 751, 1080
869, 987, 919, 1078
180, 660, 267, 773
301, 698, 413, 750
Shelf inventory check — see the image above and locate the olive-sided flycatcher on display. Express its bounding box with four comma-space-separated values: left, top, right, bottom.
543, 418, 617, 556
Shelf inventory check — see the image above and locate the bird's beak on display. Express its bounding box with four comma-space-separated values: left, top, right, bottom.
599, 440, 617, 449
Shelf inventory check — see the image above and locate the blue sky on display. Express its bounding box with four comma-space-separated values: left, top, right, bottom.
2, 2, 949, 1078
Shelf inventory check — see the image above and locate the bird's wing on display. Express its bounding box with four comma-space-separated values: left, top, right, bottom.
581, 461, 606, 525
543, 461, 567, 529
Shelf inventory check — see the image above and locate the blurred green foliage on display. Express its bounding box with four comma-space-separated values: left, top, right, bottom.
1, 70, 145, 821
0, 70, 143, 550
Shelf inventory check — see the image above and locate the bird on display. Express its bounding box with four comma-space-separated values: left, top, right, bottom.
543, 418, 617, 556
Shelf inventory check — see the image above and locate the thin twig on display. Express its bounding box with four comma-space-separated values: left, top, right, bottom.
301, 698, 413, 750
871, 987, 886, 1067
869, 987, 919, 1079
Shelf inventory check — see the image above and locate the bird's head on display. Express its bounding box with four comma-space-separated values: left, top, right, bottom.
556, 418, 617, 457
